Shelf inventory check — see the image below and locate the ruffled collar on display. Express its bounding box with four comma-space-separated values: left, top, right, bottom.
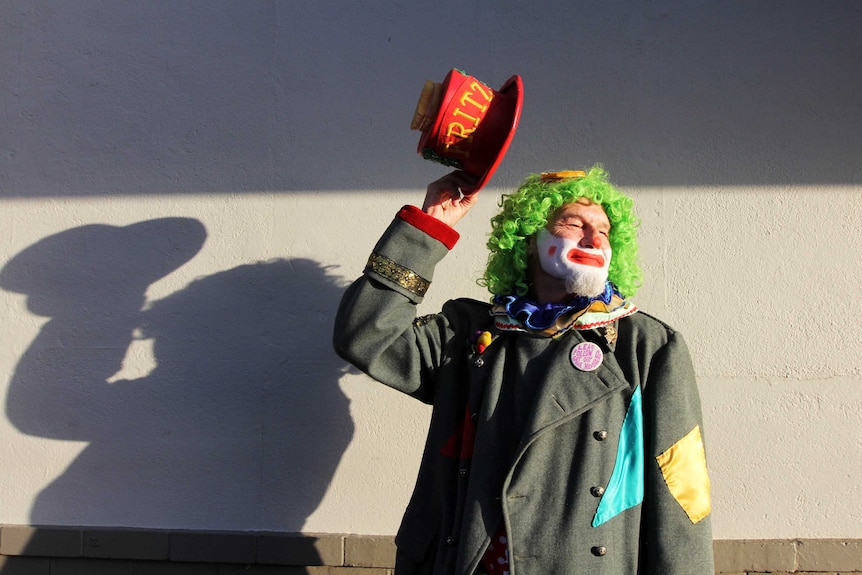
493, 282, 617, 330
490, 282, 637, 337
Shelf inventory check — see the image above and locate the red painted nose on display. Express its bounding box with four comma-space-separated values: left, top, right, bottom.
580, 234, 603, 249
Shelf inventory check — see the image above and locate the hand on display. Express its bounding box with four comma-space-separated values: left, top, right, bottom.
421, 171, 480, 228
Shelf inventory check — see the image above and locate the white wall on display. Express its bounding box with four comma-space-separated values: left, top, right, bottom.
1, 1, 860, 539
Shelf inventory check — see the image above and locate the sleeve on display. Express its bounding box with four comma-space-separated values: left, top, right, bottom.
332, 206, 461, 403
640, 330, 715, 574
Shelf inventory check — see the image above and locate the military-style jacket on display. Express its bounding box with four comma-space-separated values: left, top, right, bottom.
333, 206, 714, 575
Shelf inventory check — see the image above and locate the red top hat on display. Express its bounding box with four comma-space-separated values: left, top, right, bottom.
411, 69, 524, 194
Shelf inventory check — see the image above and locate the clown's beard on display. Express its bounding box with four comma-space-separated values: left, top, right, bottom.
534, 229, 611, 298
564, 265, 609, 298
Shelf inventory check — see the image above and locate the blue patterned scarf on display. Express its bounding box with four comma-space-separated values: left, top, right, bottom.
493, 282, 619, 330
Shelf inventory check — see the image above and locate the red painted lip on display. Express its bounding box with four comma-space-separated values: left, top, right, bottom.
566, 249, 605, 268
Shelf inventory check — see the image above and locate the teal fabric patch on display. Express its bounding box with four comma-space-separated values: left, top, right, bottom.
592, 385, 644, 527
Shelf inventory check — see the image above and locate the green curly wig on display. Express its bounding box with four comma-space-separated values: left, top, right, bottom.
481, 165, 643, 298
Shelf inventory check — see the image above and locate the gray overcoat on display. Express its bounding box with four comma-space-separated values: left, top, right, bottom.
334, 209, 714, 575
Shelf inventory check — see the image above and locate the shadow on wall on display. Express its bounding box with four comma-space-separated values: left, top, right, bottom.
1, 1, 861, 196
0, 219, 354, 533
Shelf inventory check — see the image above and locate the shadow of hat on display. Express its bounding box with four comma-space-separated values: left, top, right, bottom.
1, 218, 207, 314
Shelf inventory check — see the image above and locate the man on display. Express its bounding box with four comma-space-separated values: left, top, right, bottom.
334, 166, 714, 575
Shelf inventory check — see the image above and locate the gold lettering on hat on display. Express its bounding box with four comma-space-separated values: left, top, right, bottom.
452, 107, 481, 127
446, 122, 475, 140
459, 92, 490, 114
468, 81, 493, 104
444, 81, 495, 155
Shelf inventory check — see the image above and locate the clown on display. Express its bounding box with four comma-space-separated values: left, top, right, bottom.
482, 168, 641, 335
335, 166, 714, 575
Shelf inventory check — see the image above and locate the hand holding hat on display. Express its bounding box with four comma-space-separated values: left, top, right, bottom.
421, 170, 480, 228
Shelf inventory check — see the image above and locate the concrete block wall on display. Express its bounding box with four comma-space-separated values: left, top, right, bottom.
2, 527, 861, 574
0, 527, 396, 574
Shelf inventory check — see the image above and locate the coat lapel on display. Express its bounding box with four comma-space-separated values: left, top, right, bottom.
455, 328, 633, 574
520, 329, 630, 444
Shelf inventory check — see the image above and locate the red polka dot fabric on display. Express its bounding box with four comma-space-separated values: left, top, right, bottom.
480, 524, 510, 575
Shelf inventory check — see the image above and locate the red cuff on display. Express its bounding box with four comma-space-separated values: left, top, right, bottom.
397, 205, 460, 250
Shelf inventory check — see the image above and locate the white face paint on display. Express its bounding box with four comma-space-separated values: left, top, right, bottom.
535, 228, 612, 297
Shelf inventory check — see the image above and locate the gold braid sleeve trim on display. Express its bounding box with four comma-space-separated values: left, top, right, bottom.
365, 252, 430, 297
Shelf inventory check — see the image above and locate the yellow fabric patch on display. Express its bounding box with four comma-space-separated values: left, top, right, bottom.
656, 425, 712, 524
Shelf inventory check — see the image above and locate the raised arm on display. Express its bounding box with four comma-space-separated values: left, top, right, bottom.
333, 172, 478, 402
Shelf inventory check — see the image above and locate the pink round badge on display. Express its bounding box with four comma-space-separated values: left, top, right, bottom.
570, 341, 603, 372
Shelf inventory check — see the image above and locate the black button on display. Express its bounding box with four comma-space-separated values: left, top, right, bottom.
473, 357, 485, 368
594, 430, 608, 441
459, 468, 468, 478
590, 486, 605, 497
446, 536, 456, 546
471, 412, 479, 421
591, 546, 607, 557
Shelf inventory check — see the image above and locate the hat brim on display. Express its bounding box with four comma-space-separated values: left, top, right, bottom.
463, 74, 524, 194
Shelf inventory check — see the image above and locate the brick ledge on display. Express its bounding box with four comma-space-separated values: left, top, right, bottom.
2, 526, 861, 573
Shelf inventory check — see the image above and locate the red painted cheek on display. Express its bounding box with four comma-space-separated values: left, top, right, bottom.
548, 246, 557, 256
